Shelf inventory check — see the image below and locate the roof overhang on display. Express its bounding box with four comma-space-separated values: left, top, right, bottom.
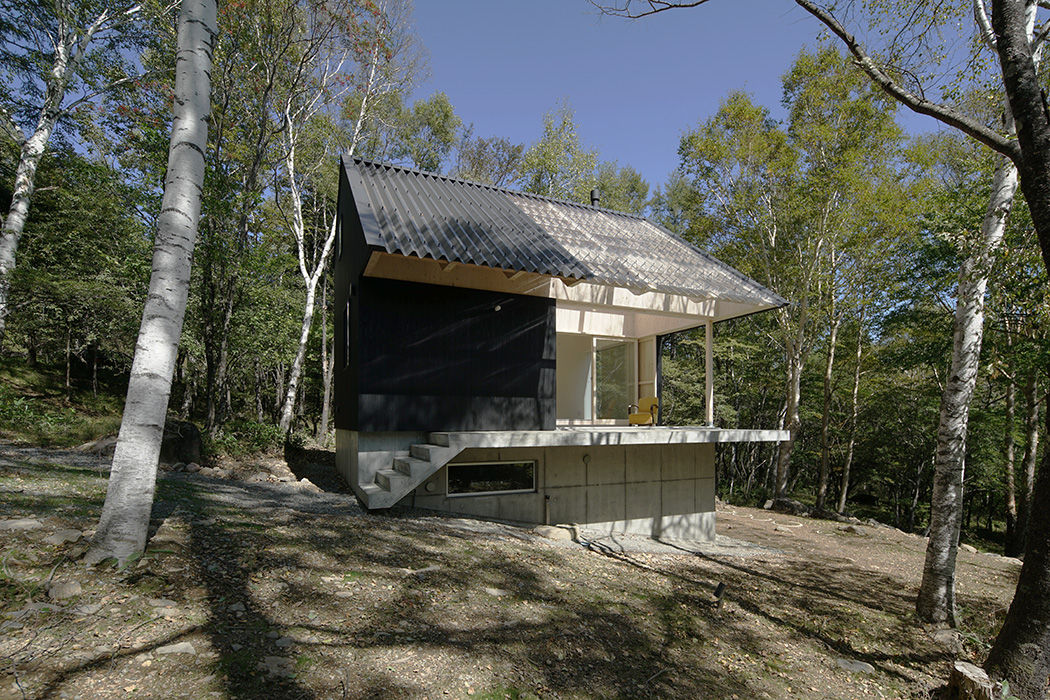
361, 250, 785, 337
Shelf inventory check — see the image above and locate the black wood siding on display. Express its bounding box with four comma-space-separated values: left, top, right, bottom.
352, 277, 555, 432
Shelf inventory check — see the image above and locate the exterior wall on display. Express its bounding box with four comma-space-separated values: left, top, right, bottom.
409, 442, 717, 541
555, 333, 592, 421
343, 276, 556, 432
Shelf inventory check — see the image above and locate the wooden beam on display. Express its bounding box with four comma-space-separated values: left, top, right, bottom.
705, 320, 714, 426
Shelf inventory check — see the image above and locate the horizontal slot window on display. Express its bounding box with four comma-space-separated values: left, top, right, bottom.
447, 461, 536, 497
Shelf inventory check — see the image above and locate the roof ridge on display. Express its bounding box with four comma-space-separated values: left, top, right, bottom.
350, 156, 651, 222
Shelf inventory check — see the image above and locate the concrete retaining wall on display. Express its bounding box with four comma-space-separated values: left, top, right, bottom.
410, 442, 716, 541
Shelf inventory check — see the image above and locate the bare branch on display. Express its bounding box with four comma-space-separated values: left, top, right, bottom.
793, 0, 1020, 161
591, 0, 715, 18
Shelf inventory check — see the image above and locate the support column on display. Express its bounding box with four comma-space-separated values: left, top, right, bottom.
705, 319, 714, 426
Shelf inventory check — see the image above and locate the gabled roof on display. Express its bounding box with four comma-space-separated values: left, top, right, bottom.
341, 157, 787, 309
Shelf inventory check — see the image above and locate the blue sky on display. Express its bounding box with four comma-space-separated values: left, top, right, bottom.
409, 1, 936, 190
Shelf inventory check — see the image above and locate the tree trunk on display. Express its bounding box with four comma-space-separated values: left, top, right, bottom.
317, 275, 333, 445
984, 413, 1050, 698
1010, 368, 1039, 556
65, 325, 72, 400
91, 341, 98, 397
907, 456, 927, 534
204, 276, 236, 436
1003, 334, 1018, 549
817, 311, 841, 512
278, 283, 318, 434
85, 0, 215, 566
916, 157, 1017, 625
982, 3, 1050, 694
775, 340, 803, 497
838, 307, 865, 514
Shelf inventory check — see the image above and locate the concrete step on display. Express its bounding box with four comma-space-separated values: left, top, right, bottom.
429, 432, 451, 447
394, 456, 430, 477
410, 443, 443, 461
375, 468, 410, 492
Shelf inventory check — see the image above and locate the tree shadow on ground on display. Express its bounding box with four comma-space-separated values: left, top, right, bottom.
185, 504, 318, 699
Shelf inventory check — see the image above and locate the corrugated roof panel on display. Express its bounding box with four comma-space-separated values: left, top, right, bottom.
341, 158, 787, 309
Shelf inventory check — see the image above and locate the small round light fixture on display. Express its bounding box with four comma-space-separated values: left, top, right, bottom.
494, 304, 502, 312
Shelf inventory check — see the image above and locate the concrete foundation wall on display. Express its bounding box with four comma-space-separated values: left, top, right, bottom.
337, 429, 426, 501
410, 442, 716, 541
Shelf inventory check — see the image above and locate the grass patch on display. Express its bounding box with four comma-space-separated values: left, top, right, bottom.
0, 361, 123, 447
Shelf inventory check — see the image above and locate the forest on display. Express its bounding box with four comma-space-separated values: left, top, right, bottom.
3, 0, 1043, 549
3, 0, 1050, 695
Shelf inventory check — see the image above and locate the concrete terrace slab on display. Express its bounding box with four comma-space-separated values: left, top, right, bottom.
434, 427, 789, 450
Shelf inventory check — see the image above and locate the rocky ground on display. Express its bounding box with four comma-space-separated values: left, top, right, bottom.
0, 443, 1021, 699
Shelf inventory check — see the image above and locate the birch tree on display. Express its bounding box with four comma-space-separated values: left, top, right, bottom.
275, 0, 420, 434
86, 0, 215, 566
602, 0, 1050, 693
0, 0, 149, 346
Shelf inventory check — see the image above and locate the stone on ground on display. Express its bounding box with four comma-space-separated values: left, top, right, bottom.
0, 518, 44, 531
48, 580, 82, 600
43, 528, 82, 545
835, 658, 875, 674
960, 543, 977, 553
260, 656, 295, 677
533, 525, 573, 541
156, 642, 197, 655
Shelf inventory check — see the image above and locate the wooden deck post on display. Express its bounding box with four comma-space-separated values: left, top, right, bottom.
705, 319, 714, 426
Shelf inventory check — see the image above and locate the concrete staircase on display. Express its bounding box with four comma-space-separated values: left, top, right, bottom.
359, 432, 460, 509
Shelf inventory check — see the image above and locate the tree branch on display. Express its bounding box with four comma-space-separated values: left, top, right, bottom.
793, 0, 1020, 161
0, 104, 26, 145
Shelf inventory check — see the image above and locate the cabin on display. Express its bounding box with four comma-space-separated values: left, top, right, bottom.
334, 158, 788, 541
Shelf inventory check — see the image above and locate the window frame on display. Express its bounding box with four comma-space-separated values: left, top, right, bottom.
446, 460, 537, 498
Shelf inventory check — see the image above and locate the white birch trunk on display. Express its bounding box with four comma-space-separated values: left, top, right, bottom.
0, 47, 71, 346
85, 0, 216, 566
916, 157, 1018, 623
276, 39, 377, 435
816, 305, 841, 512
278, 213, 336, 434
837, 307, 865, 514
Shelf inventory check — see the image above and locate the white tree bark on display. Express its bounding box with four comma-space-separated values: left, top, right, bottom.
276, 22, 392, 434
278, 213, 335, 434
915, 157, 1018, 623
916, 0, 1039, 624
85, 0, 216, 566
837, 306, 865, 514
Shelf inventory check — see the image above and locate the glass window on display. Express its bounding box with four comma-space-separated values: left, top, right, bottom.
595, 339, 633, 420
447, 461, 536, 496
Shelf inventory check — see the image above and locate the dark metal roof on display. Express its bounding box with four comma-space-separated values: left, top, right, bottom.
342, 157, 787, 309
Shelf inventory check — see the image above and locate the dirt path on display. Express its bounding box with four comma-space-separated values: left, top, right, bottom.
0, 445, 1020, 699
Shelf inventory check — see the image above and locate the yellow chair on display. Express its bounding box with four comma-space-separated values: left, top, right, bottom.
628, 396, 659, 426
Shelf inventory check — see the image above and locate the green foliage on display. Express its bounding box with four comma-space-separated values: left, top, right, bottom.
0, 361, 122, 447
206, 419, 285, 457
453, 132, 524, 186
519, 103, 599, 201
391, 91, 462, 172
